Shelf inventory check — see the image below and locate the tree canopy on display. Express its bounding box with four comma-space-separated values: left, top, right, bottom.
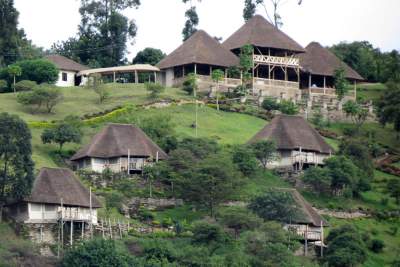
0, 113, 34, 221
52, 0, 141, 67
132, 48, 166, 66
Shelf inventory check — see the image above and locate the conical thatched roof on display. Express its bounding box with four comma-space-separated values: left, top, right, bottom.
71, 124, 168, 161
157, 30, 239, 69
284, 188, 328, 227
24, 168, 102, 208
248, 115, 333, 154
45, 54, 89, 72
299, 42, 364, 80
223, 15, 305, 53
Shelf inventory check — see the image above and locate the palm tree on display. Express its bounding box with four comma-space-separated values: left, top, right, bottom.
211, 69, 224, 111
7, 65, 22, 93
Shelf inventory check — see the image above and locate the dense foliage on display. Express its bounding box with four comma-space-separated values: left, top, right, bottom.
17, 84, 63, 113
132, 47, 166, 66
330, 41, 400, 83
0, 113, 34, 221
182, 0, 200, 41
376, 80, 400, 138
52, 0, 141, 67
41, 122, 82, 151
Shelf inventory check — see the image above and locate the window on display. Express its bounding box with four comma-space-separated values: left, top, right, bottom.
62, 72, 68, 82
93, 158, 106, 164
30, 203, 42, 212
45, 204, 56, 212
109, 158, 119, 164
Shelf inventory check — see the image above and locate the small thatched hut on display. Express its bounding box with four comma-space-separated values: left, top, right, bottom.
248, 115, 333, 170
299, 42, 364, 99
46, 54, 89, 87
158, 30, 240, 90
8, 167, 101, 225
71, 123, 167, 174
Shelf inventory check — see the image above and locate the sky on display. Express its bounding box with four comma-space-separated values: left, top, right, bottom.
14, 0, 400, 61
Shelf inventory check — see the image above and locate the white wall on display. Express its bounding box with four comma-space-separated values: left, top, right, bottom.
56, 70, 76, 87
163, 68, 174, 87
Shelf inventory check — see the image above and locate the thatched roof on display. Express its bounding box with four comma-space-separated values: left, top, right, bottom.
24, 168, 101, 208
71, 123, 168, 161
158, 30, 239, 69
223, 15, 305, 53
299, 42, 364, 80
248, 115, 333, 154
45, 54, 89, 72
78, 64, 159, 77
284, 189, 328, 227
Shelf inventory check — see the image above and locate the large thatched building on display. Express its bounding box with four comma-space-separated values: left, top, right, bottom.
71, 123, 167, 174
158, 30, 240, 91
299, 42, 364, 101
223, 15, 305, 100
249, 115, 333, 170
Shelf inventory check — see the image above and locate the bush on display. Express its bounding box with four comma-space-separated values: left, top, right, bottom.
17, 84, 63, 113
0, 79, 8, 93
369, 239, 385, 253
14, 80, 36, 92
261, 98, 280, 111
15, 59, 59, 84
192, 221, 229, 245
278, 99, 299, 115
182, 73, 197, 95
146, 82, 165, 99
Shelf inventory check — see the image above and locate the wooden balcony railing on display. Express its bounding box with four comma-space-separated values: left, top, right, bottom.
253, 55, 300, 67
58, 207, 93, 222
254, 78, 299, 89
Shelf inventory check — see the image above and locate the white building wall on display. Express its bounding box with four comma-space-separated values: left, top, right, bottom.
56, 70, 76, 87
164, 68, 174, 87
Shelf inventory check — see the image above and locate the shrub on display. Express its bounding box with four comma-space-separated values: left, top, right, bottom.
182, 73, 197, 95
192, 221, 229, 245
278, 99, 299, 115
15, 59, 59, 84
261, 98, 280, 111
369, 239, 385, 253
0, 79, 8, 93
61, 239, 137, 267
232, 145, 258, 176
17, 84, 63, 113
146, 82, 165, 99
14, 80, 36, 92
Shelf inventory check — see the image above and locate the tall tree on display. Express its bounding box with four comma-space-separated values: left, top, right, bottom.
0, 113, 34, 221
333, 66, 348, 100
182, 0, 200, 41
132, 47, 166, 66
52, 0, 141, 67
242, 0, 302, 27
0, 0, 42, 66
376, 80, 400, 138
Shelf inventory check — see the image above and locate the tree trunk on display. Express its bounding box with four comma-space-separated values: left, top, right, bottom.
0, 203, 3, 222
216, 82, 219, 111
13, 75, 16, 93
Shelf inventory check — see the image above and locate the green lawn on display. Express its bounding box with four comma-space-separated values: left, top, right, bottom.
0, 83, 190, 122
355, 83, 387, 103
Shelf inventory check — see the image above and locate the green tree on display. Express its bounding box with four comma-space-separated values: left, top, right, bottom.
177, 153, 243, 217
0, 113, 34, 221
232, 145, 258, 176
132, 47, 166, 66
376, 80, 400, 138
17, 84, 63, 113
302, 166, 331, 195
182, 0, 201, 41
0, 79, 7, 93
182, 73, 198, 95
339, 140, 374, 179
243, 0, 257, 21
192, 221, 230, 245
343, 100, 368, 130
145, 82, 165, 100
14, 59, 58, 84
387, 179, 400, 205
41, 122, 82, 151
7, 64, 21, 92
14, 80, 36, 92
218, 206, 262, 238
325, 225, 367, 267
86, 73, 109, 103
248, 191, 299, 222
249, 140, 277, 169
211, 69, 224, 111
334, 66, 349, 100
62, 238, 137, 267
239, 44, 254, 93
53, 0, 141, 67
261, 97, 280, 111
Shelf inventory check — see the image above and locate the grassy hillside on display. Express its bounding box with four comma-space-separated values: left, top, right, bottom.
0, 83, 190, 122
356, 83, 387, 103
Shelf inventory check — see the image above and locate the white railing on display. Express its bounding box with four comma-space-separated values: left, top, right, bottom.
58, 207, 92, 222
291, 151, 326, 166
253, 55, 300, 67
254, 78, 299, 89
173, 75, 242, 87
306, 87, 356, 97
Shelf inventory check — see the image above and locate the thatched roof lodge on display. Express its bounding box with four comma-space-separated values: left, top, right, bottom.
8, 168, 101, 225
299, 42, 364, 99
71, 123, 167, 174
158, 30, 240, 90
249, 115, 333, 170
223, 15, 305, 100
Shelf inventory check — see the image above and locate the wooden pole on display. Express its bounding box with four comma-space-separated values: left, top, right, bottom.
61, 198, 64, 251
135, 70, 138, 84
194, 63, 197, 75
154, 72, 157, 83
320, 221, 324, 257
109, 218, 112, 239
127, 149, 130, 175
101, 220, 105, 239
118, 220, 122, 238
70, 220, 73, 246
323, 76, 326, 94
354, 80, 357, 99
89, 187, 93, 238
304, 224, 308, 256
113, 72, 116, 83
